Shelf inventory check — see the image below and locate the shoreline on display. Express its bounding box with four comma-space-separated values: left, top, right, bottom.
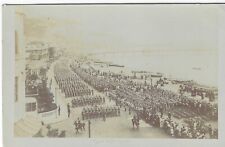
88, 57, 218, 89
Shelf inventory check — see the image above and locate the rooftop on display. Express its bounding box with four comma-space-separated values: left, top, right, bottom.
25, 41, 50, 51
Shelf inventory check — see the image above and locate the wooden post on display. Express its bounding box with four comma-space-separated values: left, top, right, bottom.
151, 77, 153, 88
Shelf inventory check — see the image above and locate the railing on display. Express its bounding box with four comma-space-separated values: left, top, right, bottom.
38, 104, 57, 113
39, 109, 57, 118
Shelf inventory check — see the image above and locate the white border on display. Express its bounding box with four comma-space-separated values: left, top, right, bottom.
1, 1, 225, 147
1, 0, 225, 4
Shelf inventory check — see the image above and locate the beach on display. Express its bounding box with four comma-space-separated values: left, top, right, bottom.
91, 51, 218, 87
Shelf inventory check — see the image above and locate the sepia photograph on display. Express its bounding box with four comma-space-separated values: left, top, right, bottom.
3, 3, 225, 143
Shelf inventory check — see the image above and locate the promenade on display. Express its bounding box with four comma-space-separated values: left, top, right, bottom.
38, 58, 217, 139
40, 58, 172, 138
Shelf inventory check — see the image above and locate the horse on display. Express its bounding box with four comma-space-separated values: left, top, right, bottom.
74, 121, 85, 134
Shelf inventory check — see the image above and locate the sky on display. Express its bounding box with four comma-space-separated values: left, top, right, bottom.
18, 4, 223, 54
14, 4, 225, 86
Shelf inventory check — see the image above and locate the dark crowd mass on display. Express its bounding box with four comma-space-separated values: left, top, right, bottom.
54, 61, 92, 98
45, 58, 218, 139
81, 106, 120, 120
72, 95, 105, 108
67, 59, 218, 139
70, 63, 117, 92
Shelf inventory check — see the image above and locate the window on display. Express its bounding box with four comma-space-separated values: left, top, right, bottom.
15, 31, 19, 55
26, 102, 36, 112
15, 76, 18, 102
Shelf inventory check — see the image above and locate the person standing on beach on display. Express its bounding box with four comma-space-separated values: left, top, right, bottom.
67, 103, 71, 118
132, 117, 135, 128
58, 105, 61, 116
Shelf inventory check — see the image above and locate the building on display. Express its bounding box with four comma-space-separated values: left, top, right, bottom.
25, 41, 51, 76
26, 41, 49, 61
14, 10, 41, 137
14, 10, 26, 122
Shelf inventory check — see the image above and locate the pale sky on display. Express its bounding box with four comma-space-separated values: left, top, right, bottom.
18, 5, 224, 54
14, 4, 225, 86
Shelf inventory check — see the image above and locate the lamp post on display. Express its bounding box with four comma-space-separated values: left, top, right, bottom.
88, 120, 91, 138
55, 87, 59, 118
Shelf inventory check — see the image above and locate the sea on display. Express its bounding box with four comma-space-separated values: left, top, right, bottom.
92, 51, 218, 87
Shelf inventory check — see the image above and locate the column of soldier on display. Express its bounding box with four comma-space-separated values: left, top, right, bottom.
114, 79, 217, 121
67, 61, 121, 120
95, 64, 215, 120
71, 61, 217, 120
81, 106, 120, 120
54, 62, 91, 98
70, 63, 116, 92
107, 78, 218, 139
70, 62, 179, 115
70, 61, 217, 138
176, 96, 218, 120
71, 62, 178, 115
71, 95, 105, 107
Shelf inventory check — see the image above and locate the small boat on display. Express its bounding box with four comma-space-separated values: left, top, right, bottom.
109, 64, 125, 67
192, 67, 201, 70
151, 73, 163, 78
